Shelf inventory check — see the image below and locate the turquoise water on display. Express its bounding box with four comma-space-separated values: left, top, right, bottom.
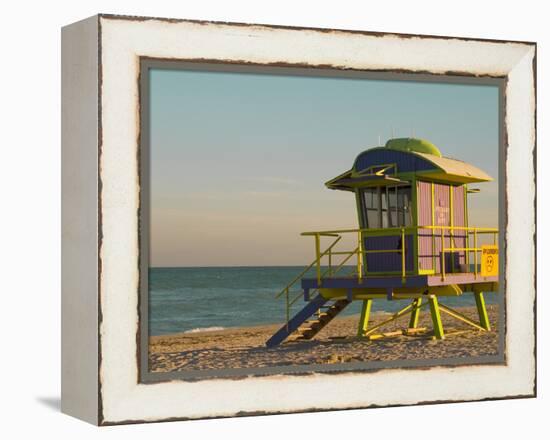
149, 266, 498, 336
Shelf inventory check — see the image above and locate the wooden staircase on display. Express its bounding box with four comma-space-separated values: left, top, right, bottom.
294, 300, 350, 340
266, 295, 351, 347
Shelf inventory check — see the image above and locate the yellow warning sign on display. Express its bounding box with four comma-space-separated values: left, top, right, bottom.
481, 245, 499, 277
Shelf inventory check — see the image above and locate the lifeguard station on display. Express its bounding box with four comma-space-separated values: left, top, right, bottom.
266, 138, 499, 347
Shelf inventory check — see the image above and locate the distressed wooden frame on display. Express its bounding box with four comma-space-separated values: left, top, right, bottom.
61, 14, 536, 425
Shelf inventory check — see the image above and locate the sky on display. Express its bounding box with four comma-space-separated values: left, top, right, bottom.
149, 68, 499, 267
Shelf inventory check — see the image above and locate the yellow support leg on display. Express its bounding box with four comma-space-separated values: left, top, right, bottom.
438, 303, 487, 331
408, 298, 422, 329
357, 299, 372, 337
474, 291, 491, 331
428, 295, 445, 340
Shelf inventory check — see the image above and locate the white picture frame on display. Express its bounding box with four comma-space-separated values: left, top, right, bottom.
61, 14, 536, 425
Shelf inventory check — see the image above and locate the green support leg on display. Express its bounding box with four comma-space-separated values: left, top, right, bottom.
474, 291, 491, 331
357, 299, 372, 337
408, 298, 422, 329
428, 295, 445, 339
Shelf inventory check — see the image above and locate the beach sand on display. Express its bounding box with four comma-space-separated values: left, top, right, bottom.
149, 304, 499, 373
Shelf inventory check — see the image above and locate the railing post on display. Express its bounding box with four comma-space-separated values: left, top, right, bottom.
474, 229, 478, 279
401, 228, 406, 284
441, 227, 445, 281
328, 247, 332, 277
315, 233, 321, 286
466, 227, 470, 268
431, 226, 436, 274
357, 230, 363, 281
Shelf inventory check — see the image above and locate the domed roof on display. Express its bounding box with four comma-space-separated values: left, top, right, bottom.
385, 138, 442, 157
325, 137, 492, 191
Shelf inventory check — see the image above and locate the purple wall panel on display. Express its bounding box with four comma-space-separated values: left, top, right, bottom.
364, 235, 414, 273
354, 149, 437, 174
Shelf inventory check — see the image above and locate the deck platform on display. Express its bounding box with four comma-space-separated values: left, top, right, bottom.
301, 274, 498, 300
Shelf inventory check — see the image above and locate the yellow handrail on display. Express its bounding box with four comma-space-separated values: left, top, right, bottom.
300, 225, 498, 236
281, 244, 359, 329
278, 224, 498, 327
315, 234, 321, 285
301, 226, 415, 236
288, 247, 358, 307
275, 235, 342, 299
419, 225, 498, 232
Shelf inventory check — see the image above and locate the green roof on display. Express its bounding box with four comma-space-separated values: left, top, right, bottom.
385, 138, 442, 157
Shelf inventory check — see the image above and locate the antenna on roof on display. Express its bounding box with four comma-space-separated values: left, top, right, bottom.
378, 134, 381, 146
391, 126, 395, 138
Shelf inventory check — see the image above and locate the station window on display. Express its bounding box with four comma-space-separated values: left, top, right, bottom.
361, 186, 412, 228
362, 187, 380, 228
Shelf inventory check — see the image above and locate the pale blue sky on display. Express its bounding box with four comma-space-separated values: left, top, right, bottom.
150, 68, 499, 267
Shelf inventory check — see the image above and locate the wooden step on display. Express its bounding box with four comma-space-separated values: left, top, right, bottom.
295, 327, 311, 333
295, 299, 351, 340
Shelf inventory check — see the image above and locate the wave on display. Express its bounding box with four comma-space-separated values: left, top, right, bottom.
183, 326, 225, 334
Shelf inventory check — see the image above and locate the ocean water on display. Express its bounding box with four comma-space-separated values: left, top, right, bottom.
149, 266, 498, 336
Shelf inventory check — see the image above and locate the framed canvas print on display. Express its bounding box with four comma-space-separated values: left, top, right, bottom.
61, 14, 536, 425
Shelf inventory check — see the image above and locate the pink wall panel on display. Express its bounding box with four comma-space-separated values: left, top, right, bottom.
417, 182, 466, 273
452, 185, 467, 266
